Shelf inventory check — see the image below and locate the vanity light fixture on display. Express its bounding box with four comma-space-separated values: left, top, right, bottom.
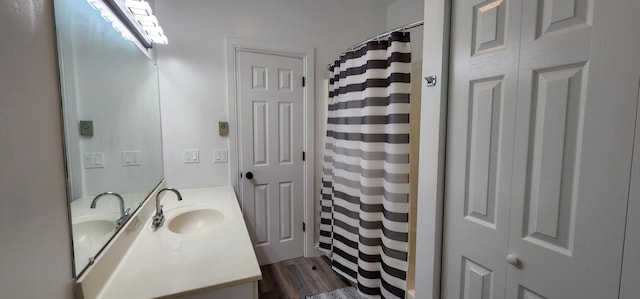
86, 0, 134, 43
149, 35, 168, 44
134, 15, 159, 27
124, 0, 152, 16
146, 26, 167, 44
85, 0, 168, 47
124, 0, 169, 45
86, 0, 101, 10
110, 23, 134, 41
100, 10, 115, 23
143, 25, 163, 37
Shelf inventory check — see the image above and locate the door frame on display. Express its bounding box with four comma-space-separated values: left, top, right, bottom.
225, 38, 316, 259
414, 0, 450, 298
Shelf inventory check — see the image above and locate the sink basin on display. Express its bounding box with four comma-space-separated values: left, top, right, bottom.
73, 220, 115, 244
168, 209, 224, 235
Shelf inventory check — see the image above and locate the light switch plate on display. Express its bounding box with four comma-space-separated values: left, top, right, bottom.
213, 149, 228, 163
84, 152, 105, 169
184, 149, 199, 164
122, 151, 141, 166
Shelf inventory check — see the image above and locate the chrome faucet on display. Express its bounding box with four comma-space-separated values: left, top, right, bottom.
152, 188, 183, 229
90, 192, 131, 230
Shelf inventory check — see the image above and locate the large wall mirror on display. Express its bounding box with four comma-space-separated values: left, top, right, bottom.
53, 0, 163, 276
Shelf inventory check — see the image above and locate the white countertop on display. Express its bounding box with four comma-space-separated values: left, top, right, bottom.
96, 186, 262, 299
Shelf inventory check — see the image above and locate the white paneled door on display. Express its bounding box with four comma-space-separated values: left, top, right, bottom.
443, 0, 640, 298
237, 51, 305, 265
441, 0, 522, 297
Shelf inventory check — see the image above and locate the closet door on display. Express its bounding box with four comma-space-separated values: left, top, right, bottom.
506, 1, 640, 298
443, 0, 640, 298
441, 0, 522, 298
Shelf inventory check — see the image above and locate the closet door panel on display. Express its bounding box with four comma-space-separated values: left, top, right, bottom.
441, 0, 522, 298
506, 0, 640, 298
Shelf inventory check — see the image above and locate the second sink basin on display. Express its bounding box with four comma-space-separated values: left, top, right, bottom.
168, 209, 225, 235
73, 220, 115, 244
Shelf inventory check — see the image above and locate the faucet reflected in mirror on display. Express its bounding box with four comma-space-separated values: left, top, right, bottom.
152, 188, 183, 229
90, 192, 131, 230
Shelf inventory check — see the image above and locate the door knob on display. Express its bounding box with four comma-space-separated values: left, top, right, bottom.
506, 254, 520, 266
245, 172, 254, 180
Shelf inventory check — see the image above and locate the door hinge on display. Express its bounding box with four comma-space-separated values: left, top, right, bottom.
302, 151, 306, 161
302, 76, 306, 87
303, 222, 306, 232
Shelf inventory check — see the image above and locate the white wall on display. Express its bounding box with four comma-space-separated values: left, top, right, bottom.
0, 0, 74, 298
414, 0, 450, 298
155, 0, 392, 191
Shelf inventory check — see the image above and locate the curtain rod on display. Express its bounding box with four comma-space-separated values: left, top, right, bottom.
328, 20, 424, 71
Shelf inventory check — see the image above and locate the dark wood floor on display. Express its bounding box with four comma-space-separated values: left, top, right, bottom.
258, 256, 351, 299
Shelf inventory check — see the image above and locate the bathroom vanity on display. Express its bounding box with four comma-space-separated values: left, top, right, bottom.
75, 186, 261, 299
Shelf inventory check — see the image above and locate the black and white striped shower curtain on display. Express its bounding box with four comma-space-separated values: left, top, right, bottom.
320, 31, 411, 299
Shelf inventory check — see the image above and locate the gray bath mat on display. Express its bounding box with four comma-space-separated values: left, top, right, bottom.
305, 286, 366, 299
